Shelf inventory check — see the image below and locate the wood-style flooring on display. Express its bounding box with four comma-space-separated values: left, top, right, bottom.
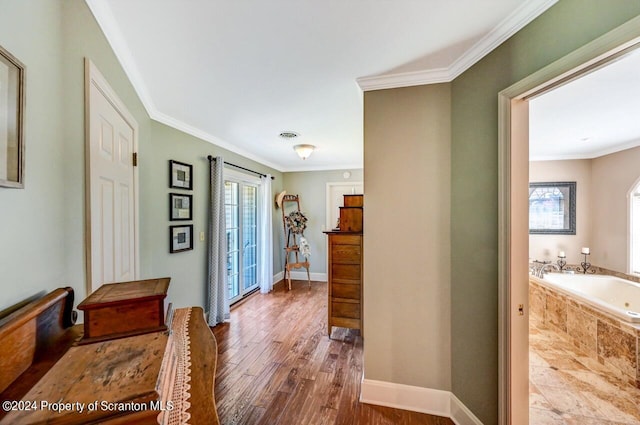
212, 280, 453, 425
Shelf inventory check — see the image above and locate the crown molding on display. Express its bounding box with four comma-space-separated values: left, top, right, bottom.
86, 0, 157, 113
357, 67, 450, 91
149, 110, 284, 171
86, 0, 288, 173
357, 0, 559, 91
530, 138, 640, 162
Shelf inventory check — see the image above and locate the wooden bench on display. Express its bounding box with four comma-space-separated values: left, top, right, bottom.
0, 287, 80, 419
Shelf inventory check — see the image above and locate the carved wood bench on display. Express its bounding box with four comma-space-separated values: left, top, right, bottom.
0, 287, 80, 419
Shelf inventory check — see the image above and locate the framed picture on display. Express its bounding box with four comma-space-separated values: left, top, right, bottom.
170, 224, 193, 253
169, 160, 193, 190
0, 44, 26, 189
529, 181, 576, 235
170, 193, 192, 221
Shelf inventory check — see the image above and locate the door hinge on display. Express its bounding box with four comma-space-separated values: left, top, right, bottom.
132, 152, 138, 167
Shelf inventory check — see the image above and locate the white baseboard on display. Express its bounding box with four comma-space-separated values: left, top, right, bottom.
450, 394, 484, 425
360, 379, 483, 425
288, 271, 327, 282
274, 270, 327, 282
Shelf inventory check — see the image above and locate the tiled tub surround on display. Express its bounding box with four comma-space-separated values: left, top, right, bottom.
530, 275, 640, 388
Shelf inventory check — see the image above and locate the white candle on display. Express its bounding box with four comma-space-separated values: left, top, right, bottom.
581, 247, 590, 254
558, 251, 565, 258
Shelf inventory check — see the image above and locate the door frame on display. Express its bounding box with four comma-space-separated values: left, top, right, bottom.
84, 58, 140, 293
498, 17, 640, 425
325, 181, 364, 230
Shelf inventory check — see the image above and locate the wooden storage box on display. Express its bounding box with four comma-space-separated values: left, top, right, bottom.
343, 194, 363, 207
77, 277, 170, 344
339, 207, 363, 232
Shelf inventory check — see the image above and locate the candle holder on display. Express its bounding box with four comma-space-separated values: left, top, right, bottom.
557, 255, 567, 272
580, 253, 593, 274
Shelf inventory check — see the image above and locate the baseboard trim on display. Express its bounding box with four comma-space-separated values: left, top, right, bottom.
450, 393, 484, 425
360, 379, 483, 425
288, 271, 327, 282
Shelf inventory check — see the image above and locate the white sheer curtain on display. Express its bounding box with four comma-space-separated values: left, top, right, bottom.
207, 156, 230, 326
258, 174, 273, 293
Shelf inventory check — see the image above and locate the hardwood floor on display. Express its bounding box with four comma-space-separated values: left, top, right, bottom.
211, 280, 454, 425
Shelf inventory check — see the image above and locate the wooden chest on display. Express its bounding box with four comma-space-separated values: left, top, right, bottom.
339, 207, 363, 232
325, 232, 363, 333
77, 277, 170, 344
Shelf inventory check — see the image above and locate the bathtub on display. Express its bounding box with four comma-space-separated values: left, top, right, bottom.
529, 272, 640, 387
532, 273, 640, 323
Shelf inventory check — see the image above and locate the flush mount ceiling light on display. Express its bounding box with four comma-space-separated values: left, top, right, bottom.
293, 144, 315, 160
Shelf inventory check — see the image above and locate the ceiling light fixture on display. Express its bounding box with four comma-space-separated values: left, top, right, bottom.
293, 144, 315, 160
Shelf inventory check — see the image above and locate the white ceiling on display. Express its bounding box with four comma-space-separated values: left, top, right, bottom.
530, 48, 640, 161
87, 0, 557, 172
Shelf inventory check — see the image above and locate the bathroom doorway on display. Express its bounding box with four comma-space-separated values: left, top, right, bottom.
527, 45, 640, 423
497, 18, 640, 425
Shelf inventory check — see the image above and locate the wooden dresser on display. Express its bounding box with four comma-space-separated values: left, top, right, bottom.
324, 194, 363, 336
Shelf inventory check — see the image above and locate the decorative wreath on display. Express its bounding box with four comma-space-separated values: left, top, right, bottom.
286, 211, 308, 234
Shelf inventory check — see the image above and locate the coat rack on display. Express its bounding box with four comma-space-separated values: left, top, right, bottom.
279, 193, 311, 291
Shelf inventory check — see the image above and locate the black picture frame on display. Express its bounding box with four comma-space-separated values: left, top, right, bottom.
169, 193, 193, 221
170, 224, 194, 253
529, 181, 576, 235
169, 160, 193, 190
0, 44, 26, 189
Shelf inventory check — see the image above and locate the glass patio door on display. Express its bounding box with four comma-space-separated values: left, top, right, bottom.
225, 178, 259, 303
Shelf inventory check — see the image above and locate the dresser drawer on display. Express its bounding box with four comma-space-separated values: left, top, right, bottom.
332, 264, 361, 281
331, 283, 360, 300
332, 301, 361, 319
331, 244, 361, 264
330, 234, 361, 246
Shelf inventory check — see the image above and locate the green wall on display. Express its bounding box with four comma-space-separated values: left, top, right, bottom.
144, 122, 283, 307
451, 1, 640, 423
0, 0, 283, 312
0, 1, 66, 309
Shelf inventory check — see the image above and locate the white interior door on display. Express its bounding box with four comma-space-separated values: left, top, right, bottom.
326, 182, 363, 230
86, 60, 139, 293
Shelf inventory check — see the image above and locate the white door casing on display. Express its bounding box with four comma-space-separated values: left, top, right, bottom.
498, 20, 640, 425
325, 181, 364, 231
85, 59, 139, 293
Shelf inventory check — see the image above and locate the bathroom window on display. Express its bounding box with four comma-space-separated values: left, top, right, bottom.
529, 182, 576, 235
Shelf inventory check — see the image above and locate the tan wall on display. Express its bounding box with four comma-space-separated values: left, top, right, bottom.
529, 160, 592, 265
363, 84, 451, 390
591, 145, 640, 272
530, 147, 640, 274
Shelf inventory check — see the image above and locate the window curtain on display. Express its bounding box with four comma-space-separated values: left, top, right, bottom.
207, 156, 230, 326
258, 174, 274, 293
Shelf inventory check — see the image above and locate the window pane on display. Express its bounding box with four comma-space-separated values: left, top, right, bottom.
243, 265, 257, 290
227, 229, 239, 253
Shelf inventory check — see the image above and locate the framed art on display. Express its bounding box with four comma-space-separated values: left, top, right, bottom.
170, 224, 193, 253
529, 181, 576, 235
0, 44, 26, 189
169, 160, 193, 190
170, 193, 192, 221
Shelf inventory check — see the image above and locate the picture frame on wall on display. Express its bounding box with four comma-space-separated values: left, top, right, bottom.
170, 224, 193, 253
169, 160, 193, 190
0, 44, 26, 189
170, 193, 193, 221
